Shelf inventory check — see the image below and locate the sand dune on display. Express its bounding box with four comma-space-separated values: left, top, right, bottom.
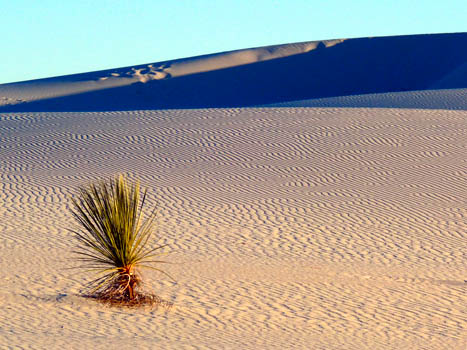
1, 32, 466, 111
268, 88, 467, 110
0, 39, 342, 110
1, 32, 466, 349
1, 107, 466, 349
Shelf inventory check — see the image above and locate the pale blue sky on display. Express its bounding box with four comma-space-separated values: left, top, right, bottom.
1, 0, 466, 84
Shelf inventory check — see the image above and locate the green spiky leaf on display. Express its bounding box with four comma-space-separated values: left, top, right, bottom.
69, 175, 172, 302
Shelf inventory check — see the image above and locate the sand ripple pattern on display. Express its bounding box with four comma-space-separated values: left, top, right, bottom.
0, 107, 466, 349
268, 88, 467, 110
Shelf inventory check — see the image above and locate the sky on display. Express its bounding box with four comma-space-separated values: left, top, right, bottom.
1, 0, 466, 84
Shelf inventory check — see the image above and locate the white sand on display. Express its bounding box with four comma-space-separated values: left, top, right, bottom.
0, 32, 466, 349
0, 106, 465, 349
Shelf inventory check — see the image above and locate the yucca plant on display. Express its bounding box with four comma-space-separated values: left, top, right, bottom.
69, 175, 172, 306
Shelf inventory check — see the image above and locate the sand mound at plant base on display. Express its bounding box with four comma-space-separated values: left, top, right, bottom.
0, 107, 465, 349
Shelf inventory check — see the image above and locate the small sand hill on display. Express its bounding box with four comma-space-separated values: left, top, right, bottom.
0, 32, 466, 111
268, 88, 467, 110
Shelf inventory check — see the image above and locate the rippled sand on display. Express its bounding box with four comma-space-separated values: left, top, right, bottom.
0, 107, 465, 349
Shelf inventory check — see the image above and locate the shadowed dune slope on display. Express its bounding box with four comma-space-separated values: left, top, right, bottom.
1, 32, 466, 111
268, 88, 467, 110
